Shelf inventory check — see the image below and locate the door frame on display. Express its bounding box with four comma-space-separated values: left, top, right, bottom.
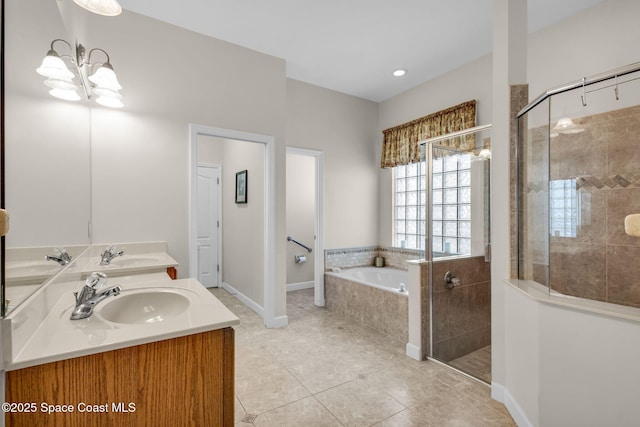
189, 124, 278, 327
286, 146, 325, 307
196, 162, 222, 287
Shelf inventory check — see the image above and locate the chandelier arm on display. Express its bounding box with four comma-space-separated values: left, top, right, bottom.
87, 48, 111, 66
50, 39, 73, 53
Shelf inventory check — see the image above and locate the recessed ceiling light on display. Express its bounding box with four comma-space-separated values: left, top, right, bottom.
393, 69, 406, 77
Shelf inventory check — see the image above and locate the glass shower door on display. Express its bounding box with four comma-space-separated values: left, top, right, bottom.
424, 127, 492, 383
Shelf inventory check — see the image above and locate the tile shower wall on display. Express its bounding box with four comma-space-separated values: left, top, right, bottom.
324, 246, 422, 271
430, 256, 491, 362
525, 105, 640, 308
510, 84, 529, 277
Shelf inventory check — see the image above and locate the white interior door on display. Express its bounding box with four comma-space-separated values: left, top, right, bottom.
197, 164, 221, 287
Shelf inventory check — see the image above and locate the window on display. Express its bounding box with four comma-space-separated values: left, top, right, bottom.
393, 154, 472, 254
550, 179, 578, 238
431, 154, 472, 255
394, 163, 426, 249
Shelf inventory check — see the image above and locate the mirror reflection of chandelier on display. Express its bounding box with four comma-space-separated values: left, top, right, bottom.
550, 117, 584, 137
36, 39, 124, 108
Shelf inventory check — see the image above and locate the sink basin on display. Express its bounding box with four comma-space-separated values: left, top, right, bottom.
7, 261, 60, 278
98, 290, 190, 324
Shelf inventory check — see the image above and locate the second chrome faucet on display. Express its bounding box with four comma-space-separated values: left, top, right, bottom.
100, 244, 124, 266
45, 248, 72, 266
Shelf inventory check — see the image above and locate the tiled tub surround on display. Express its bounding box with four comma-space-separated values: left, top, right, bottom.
429, 256, 491, 363
520, 105, 640, 308
324, 246, 422, 271
325, 267, 409, 343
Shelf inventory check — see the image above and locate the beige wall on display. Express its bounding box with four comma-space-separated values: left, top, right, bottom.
220, 141, 265, 305
286, 153, 315, 285
5, 0, 91, 248
84, 9, 288, 316
286, 79, 379, 249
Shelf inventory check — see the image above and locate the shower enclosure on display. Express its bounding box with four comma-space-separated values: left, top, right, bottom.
517, 62, 640, 309
419, 125, 493, 383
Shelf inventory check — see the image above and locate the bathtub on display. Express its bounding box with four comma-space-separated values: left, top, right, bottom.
327, 266, 409, 295
324, 267, 409, 343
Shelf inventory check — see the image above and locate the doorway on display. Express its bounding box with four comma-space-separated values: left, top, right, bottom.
423, 125, 493, 384
286, 147, 325, 307
189, 124, 281, 327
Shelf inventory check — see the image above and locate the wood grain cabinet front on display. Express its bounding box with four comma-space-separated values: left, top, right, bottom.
5, 328, 234, 427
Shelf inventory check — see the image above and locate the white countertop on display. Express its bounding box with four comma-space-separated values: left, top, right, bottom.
5, 275, 239, 371
83, 251, 178, 275
5, 250, 179, 288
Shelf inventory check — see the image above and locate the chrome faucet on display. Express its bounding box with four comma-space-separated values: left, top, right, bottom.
44, 248, 72, 266
100, 244, 124, 266
71, 272, 121, 320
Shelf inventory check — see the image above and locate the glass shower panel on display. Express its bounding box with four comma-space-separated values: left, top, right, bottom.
517, 98, 550, 287
518, 64, 640, 310
546, 75, 640, 304
425, 127, 492, 384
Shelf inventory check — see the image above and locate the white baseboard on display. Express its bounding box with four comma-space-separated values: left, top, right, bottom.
491, 381, 505, 402
492, 382, 534, 427
406, 343, 422, 361
221, 282, 264, 318
287, 281, 314, 292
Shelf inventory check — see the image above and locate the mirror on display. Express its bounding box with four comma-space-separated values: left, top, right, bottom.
3, 0, 91, 314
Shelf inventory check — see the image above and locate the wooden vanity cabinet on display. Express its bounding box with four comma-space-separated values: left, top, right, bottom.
5, 328, 234, 426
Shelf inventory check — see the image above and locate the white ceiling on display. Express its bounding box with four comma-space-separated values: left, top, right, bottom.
118, 0, 604, 102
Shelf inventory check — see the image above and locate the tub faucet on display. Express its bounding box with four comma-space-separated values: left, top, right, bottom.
100, 244, 124, 265
44, 248, 72, 266
71, 272, 121, 320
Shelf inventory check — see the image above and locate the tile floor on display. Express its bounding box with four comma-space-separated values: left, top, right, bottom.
210, 288, 515, 427
448, 346, 492, 384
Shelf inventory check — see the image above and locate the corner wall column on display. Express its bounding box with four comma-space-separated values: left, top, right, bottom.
490, 0, 527, 412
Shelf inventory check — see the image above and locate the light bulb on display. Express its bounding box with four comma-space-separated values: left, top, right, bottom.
72, 0, 122, 16
89, 63, 122, 90
44, 78, 79, 91
95, 96, 123, 108
36, 52, 75, 80
49, 88, 81, 101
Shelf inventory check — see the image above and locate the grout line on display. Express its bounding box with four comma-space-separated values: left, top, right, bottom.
309, 394, 346, 427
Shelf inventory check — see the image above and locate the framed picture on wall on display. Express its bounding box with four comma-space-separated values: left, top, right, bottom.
235, 170, 248, 204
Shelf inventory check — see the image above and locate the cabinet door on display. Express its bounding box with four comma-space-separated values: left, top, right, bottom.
6, 328, 235, 426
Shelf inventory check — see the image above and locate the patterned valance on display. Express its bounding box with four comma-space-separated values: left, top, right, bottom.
380, 100, 476, 168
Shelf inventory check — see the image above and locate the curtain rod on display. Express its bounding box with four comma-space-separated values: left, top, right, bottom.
418, 124, 492, 146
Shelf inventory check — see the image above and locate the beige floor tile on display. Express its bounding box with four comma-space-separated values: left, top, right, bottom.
315, 379, 406, 427
235, 366, 311, 415
253, 396, 342, 427
235, 347, 283, 382
374, 408, 433, 427
286, 357, 359, 394
364, 363, 456, 407
403, 393, 516, 426
210, 288, 514, 426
